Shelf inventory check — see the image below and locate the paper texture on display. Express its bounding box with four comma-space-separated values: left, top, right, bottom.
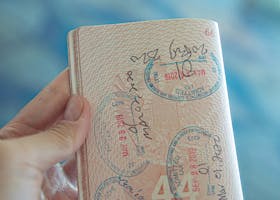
68, 18, 243, 200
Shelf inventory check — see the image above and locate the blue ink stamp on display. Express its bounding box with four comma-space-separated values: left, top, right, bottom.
144, 53, 222, 101
94, 91, 149, 177
94, 176, 144, 200
166, 126, 212, 198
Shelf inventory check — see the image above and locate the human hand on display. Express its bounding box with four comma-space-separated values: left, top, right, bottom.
0, 69, 92, 200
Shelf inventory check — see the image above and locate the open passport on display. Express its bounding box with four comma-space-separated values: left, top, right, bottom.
67, 19, 243, 200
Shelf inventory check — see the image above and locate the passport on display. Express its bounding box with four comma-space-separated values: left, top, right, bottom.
67, 18, 243, 200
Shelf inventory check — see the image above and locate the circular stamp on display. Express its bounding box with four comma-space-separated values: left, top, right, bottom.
94, 91, 149, 177
166, 126, 226, 199
144, 52, 222, 101
94, 176, 144, 200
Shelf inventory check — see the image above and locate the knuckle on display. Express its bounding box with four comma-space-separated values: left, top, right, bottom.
0, 121, 36, 139
48, 122, 76, 154
0, 122, 21, 139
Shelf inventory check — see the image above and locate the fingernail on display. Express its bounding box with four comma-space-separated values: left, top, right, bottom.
64, 96, 84, 121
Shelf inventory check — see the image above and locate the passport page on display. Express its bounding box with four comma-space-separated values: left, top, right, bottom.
68, 18, 243, 200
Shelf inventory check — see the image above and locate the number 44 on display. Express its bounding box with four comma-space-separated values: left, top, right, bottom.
152, 173, 198, 200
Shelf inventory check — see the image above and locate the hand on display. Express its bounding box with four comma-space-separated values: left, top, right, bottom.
0, 69, 92, 200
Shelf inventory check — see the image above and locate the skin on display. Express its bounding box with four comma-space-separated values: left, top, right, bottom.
0, 69, 92, 200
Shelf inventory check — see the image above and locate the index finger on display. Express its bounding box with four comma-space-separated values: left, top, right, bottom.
2, 69, 70, 138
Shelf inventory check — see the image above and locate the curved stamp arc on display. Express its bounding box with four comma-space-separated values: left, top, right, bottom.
94, 91, 150, 177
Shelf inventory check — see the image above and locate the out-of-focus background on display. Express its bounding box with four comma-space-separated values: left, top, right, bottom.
0, 0, 279, 199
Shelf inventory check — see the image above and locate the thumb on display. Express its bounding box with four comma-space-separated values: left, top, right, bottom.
14, 95, 92, 171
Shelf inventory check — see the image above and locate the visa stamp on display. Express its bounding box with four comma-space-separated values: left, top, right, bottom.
94, 176, 144, 200
94, 91, 149, 177
166, 126, 227, 199
144, 52, 222, 101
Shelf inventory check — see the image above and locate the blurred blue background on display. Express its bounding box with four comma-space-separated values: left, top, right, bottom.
0, 0, 279, 199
